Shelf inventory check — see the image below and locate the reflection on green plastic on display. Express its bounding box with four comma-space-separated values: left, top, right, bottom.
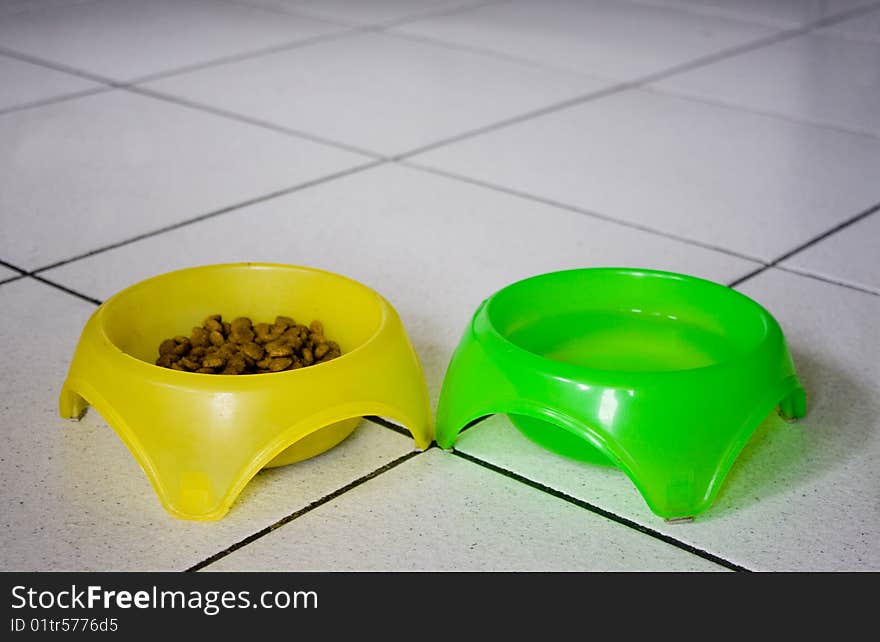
436, 268, 806, 520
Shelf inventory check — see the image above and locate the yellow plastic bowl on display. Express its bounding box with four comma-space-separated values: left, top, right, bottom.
59, 263, 432, 521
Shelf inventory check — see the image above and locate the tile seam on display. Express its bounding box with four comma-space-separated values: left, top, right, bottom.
31, 160, 385, 275
185, 449, 426, 571
730, 201, 880, 289
0, 86, 113, 117
392, 0, 880, 160
399, 162, 767, 264
121, 85, 385, 159
638, 84, 880, 143
770, 265, 880, 297
450, 449, 750, 572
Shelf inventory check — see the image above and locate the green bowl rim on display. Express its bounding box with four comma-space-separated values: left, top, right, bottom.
475, 267, 784, 380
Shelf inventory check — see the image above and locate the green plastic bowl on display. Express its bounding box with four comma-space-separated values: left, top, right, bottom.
436, 268, 806, 520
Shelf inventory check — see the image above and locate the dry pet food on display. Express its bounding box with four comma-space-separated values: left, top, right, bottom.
156, 314, 342, 374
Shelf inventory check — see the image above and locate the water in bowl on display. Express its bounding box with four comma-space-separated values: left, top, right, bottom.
507, 309, 737, 373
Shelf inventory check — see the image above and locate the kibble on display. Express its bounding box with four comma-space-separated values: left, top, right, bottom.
155, 314, 342, 374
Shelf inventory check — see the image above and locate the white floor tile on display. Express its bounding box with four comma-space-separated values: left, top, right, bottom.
781, 212, 880, 293
0, 0, 344, 82
4, 0, 875, 572
411, 88, 880, 262
454, 268, 880, 570
630, 0, 875, 28
653, 32, 880, 137
143, 32, 604, 157
0, 90, 367, 271
0, 278, 417, 571
391, 0, 775, 80
43, 163, 758, 404
821, 5, 880, 43
0, 54, 102, 111
0, 265, 19, 281
0, 0, 97, 16
234, 0, 488, 25
207, 449, 725, 570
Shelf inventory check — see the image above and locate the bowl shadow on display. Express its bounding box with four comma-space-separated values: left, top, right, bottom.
701, 345, 875, 519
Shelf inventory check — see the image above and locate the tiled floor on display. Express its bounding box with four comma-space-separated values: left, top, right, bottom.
1, 0, 877, 572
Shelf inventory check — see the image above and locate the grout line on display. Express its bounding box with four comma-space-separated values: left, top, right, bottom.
123, 85, 386, 160
637, 84, 880, 143
0, 39, 389, 162
186, 449, 425, 571
391, 0, 880, 162
450, 449, 750, 572
123, 26, 371, 86
0, 86, 114, 117
0, 0, 869, 575
392, 7, 864, 161
682, 3, 872, 61
0, 45, 121, 86
771, 202, 880, 264
364, 413, 490, 441
0, 275, 26, 287
0, 0, 506, 121
3, 0, 868, 181
1, 0, 869, 299
28, 274, 103, 306
0, 0, 874, 162
621, 0, 880, 31
227, 0, 511, 30
0, 258, 30, 276
0, 26, 372, 91
389, 46, 790, 161
32, 160, 384, 275
4, 0, 867, 164
380, 27, 615, 83
364, 415, 414, 439
771, 265, 879, 297
392, 81, 634, 160
616, 0, 793, 28
401, 162, 765, 264
0, 259, 33, 289
728, 201, 880, 290
728, 265, 770, 289
375, 0, 512, 30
